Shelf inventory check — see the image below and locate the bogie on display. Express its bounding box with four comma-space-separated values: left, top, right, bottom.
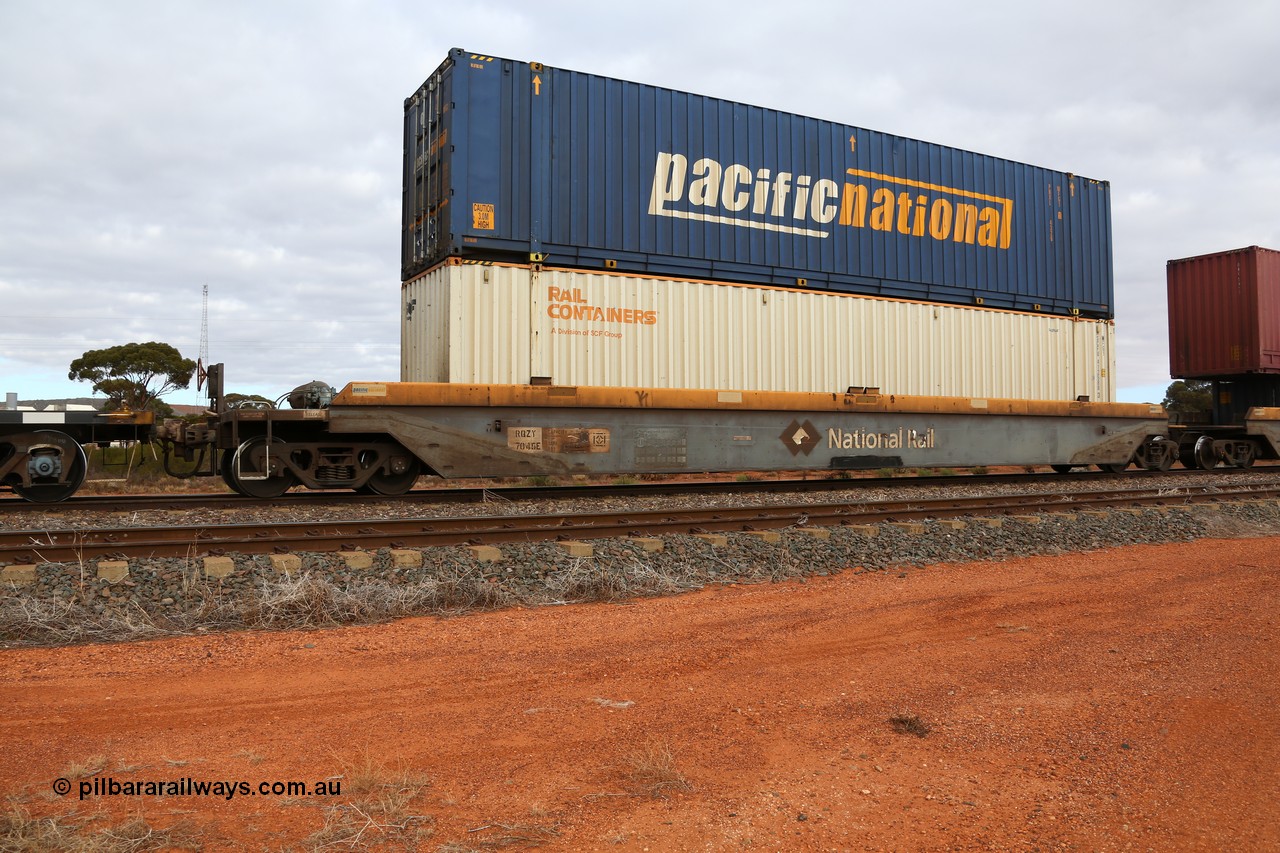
1134, 436, 1178, 472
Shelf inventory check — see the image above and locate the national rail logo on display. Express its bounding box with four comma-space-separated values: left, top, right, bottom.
780, 419, 821, 456
782, 422, 941, 456
648, 152, 1013, 250
827, 427, 938, 450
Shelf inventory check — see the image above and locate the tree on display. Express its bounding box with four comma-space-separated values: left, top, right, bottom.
1163, 379, 1213, 415
224, 392, 275, 410
68, 342, 196, 413
149, 398, 176, 418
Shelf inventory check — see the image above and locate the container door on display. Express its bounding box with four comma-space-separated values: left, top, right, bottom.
401, 59, 456, 279
1097, 320, 1115, 402
1258, 248, 1280, 372
529, 265, 547, 383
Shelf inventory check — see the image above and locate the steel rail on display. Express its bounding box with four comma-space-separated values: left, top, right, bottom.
0, 466, 1268, 514
3, 483, 1278, 564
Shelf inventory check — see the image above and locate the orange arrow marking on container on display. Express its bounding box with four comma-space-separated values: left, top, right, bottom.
533, 75, 542, 95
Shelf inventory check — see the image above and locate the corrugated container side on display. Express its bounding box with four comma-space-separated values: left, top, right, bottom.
403, 262, 1114, 401
403, 49, 1113, 319
400, 271, 448, 382
1167, 246, 1280, 377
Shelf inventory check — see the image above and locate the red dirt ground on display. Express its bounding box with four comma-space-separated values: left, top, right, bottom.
3, 536, 1278, 851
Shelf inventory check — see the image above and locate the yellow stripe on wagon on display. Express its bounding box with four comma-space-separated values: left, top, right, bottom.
334, 381, 1164, 420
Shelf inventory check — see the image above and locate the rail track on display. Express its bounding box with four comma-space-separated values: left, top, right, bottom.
4, 481, 1279, 564
0, 465, 1267, 514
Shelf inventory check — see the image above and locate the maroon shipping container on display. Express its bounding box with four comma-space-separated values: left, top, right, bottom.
1167, 245, 1280, 378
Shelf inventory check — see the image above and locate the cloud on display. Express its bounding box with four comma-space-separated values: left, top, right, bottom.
2, 0, 1278, 406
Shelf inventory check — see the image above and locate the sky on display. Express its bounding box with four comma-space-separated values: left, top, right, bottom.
2, 1, 1278, 406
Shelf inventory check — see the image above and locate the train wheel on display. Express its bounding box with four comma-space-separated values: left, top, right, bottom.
228, 437, 296, 498
219, 450, 247, 496
1178, 442, 1201, 469
1050, 464, 1076, 474
363, 457, 422, 496
13, 430, 87, 503
1191, 435, 1218, 470
1097, 462, 1129, 474
355, 447, 422, 496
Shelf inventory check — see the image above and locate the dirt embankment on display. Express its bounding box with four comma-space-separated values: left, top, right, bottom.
2, 536, 1279, 851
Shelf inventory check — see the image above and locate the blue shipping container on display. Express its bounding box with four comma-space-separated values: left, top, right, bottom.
403, 48, 1113, 318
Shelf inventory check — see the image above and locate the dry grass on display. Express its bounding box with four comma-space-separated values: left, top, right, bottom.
0, 597, 178, 647
300, 753, 432, 851
341, 754, 431, 817
2, 542, 802, 648
888, 713, 931, 738
58, 756, 108, 782
624, 741, 691, 799
0, 807, 202, 852
0, 570, 521, 647
241, 569, 517, 629
543, 558, 704, 603
462, 822, 560, 849
232, 749, 264, 766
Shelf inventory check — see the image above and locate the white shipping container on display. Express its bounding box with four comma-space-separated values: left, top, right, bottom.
402, 262, 1116, 402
